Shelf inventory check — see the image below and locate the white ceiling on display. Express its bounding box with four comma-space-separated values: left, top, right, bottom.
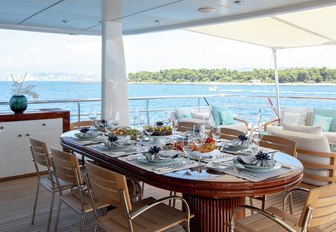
0, 0, 335, 35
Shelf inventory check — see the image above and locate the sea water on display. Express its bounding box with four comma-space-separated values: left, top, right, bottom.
0, 81, 335, 122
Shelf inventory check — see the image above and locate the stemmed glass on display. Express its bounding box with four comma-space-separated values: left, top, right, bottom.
212, 127, 221, 144
193, 132, 205, 165
88, 109, 97, 128
163, 112, 171, 126
252, 123, 264, 151
111, 111, 120, 129
144, 118, 155, 144
181, 136, 193, 176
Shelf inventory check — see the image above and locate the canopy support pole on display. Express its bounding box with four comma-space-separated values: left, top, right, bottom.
272, 48, 281, 121
101, 20, 129, 126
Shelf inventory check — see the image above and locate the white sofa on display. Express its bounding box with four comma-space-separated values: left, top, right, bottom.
171, 106, 248, 133
270, 128, 332, 186
266, 107, 336, 144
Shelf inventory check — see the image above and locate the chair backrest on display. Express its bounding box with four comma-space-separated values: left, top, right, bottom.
259, 135, 297, 157
219, 128, 244, 140
296, 148, 336, 187
29, 138, 52, 173
85, 161, 132, 211
177, 121, 200, 132
299, 183, 336, 228
70, 121, 92, 130
50, 148, 83, 186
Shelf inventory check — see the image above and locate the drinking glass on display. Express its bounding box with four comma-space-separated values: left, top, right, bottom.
111, 111, 120, 129
144, 118, 155, 143
181, 136, 193, 176
193, 132, 205, 165
88, 110, 97, 128
252, 124, 264, 150
163, 111, 171, 126
212, 127, 221, 143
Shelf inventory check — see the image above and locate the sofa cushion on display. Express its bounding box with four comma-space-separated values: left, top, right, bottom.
175, 107, 197, 120
280, 108, 313, 126
313, 114, 333, 132
220, 110, 234, 125
282, 123, 322, 135
323, 132, 336, 144
191, 112, 210, 120
282, 112, 300, 125
269, 128, 331, 186
313, 108, 336, 132
211, 105, 228, 126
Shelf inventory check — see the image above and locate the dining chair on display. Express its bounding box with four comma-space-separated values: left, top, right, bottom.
230, 183, 336, 232
250, 135, 297, 210
29, 138, 72, 232
177, 121, 200, 132
85, 161, 193, 232
70, 120, 92, 130
217, 127, 245, 140
50, 148, 109, 232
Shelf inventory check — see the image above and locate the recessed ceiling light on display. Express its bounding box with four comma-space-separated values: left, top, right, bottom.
154, 20, 160, 24
62, 19, 70, 24
198, 7, 216, 14
234, 0, 244, 5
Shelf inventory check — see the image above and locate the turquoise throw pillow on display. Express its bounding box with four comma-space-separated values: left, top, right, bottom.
175, 107, 195, 120
313, 114, 333, 132
211, 105, 228, 126
183, 114, 192, 118
313, 108, 336, 132
220, 110, 234, 125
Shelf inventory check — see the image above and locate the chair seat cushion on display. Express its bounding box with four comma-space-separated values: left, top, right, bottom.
219, 122, 248, 133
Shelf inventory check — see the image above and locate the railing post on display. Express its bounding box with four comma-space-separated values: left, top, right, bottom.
146, 99, 150, 124
77, 101, 81, 122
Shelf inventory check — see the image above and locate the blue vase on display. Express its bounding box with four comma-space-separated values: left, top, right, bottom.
10, 95, 28, 114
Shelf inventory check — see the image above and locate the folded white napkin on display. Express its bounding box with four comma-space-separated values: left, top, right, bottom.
237, 155, 276, 168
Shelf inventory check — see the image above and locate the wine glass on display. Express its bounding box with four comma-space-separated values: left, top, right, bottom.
252, 124, 264, 151
144, 119, 155, 143
111, 111, 120, 129
163, 111, 171, 126
181, 136, 193, 176
212, 127, 221, 144
88, 109, 97, 128
193, 132, 205, 165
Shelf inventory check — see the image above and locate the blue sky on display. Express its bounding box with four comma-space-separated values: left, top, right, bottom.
1, 28, 336, 80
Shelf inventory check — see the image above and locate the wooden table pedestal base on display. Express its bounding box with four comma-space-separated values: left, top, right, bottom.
184, 194, 245, 232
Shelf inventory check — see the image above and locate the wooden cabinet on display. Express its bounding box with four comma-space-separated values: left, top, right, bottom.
0, 109, 70, 179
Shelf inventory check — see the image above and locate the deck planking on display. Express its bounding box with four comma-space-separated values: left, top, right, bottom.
0, 176, 335, 231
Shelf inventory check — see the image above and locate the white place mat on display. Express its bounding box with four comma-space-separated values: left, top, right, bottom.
218, 163, 301, 182
87, 144, 147, 157
118, 155, 198, 174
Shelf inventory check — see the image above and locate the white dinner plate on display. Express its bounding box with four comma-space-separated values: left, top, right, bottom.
137, 154, 180, 164
233, 159, 281, 172
74, 132, 101, 139
206, 162, 230, 172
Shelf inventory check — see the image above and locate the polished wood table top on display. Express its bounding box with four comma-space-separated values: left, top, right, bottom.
60, 131, 303, 198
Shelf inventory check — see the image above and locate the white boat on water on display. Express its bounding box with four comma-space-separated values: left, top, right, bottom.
208, 86, 219, 91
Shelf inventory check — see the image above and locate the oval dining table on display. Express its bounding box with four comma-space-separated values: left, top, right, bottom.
60, 131, 303, 232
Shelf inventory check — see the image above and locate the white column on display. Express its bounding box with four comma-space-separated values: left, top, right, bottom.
272, 48, 281, 121
101, 21, 129, 126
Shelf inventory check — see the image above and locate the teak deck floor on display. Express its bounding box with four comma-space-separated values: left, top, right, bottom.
1, 176, 336, 232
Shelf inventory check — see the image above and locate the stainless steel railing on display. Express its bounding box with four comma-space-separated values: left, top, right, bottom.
1, 94, 335, 123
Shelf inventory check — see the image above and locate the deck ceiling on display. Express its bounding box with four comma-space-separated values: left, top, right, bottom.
189, 3, 336, 49
0, 0, 336, 36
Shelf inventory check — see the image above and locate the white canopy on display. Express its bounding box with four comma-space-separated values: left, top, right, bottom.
188, 5, 336, 49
